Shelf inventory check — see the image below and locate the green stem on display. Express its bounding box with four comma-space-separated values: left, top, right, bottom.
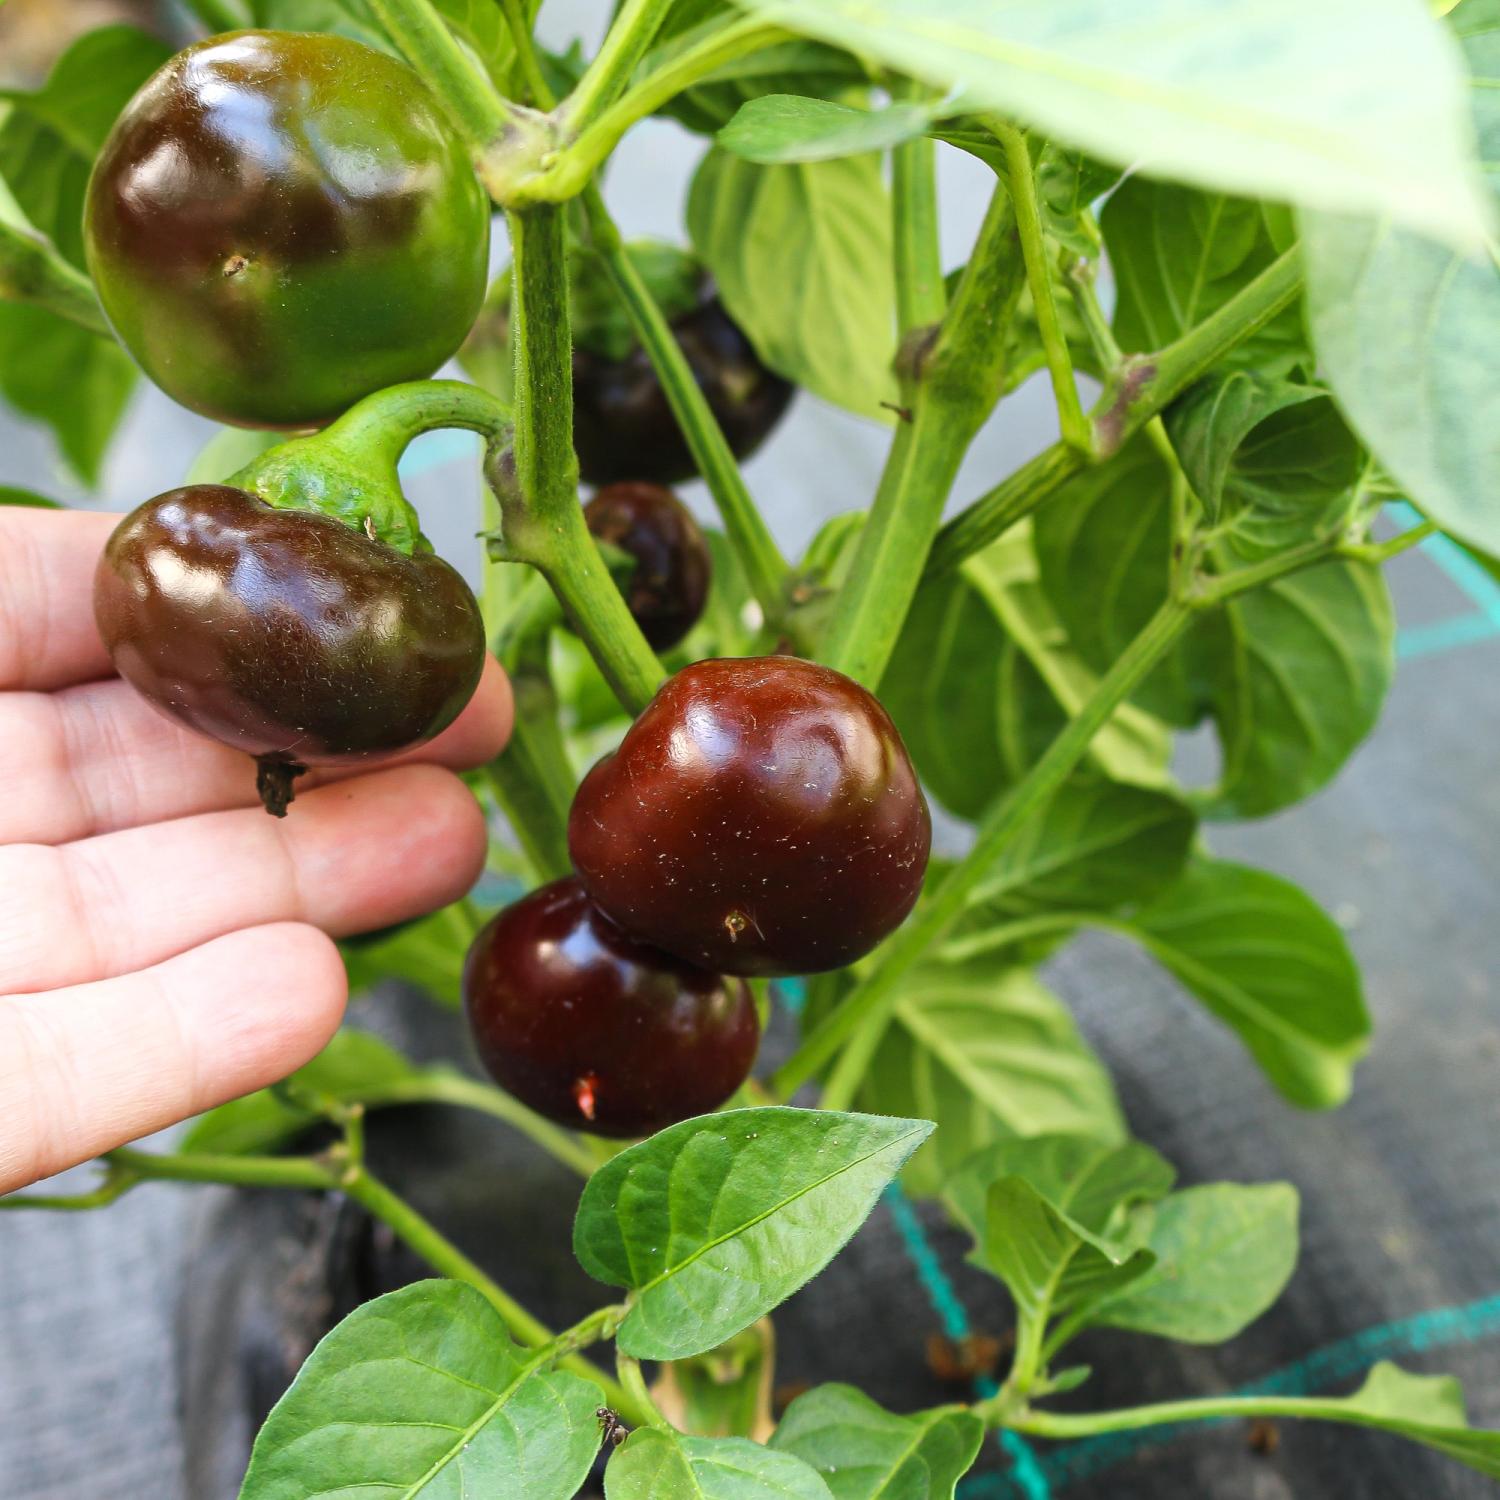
499, 0, 554, 107
106, 1147, 337, 1190
340, 1167, 643, 1417
541, 21, 786, 201
561, 0, 677, 133
325, 378, 512, 466
0, 219, 110, 335
890, 106, 945, 332
923, 245, 1306, 577
923, 442, 1082, 580
364, 0, 518, 147
616, 1354, 673, 1431
485, 685, 577, 883
1341, 519, 1438, 563
504, 203, 666, 714
774, 598, 1194, 1098
356, 1073, 597, 1177
992, 121, 1090, 453
579, 183, 792, 632
821, 185, 1026, 685
1003, 1391, 1442, 1441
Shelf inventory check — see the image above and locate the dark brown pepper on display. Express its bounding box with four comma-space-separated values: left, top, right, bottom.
583, 481, 712, 651
568, 656, 932, 976
463, 877, 759, 1137
94, 485, 485, 814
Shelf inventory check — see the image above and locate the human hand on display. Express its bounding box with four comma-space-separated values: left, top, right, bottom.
0, 506, 512, 1194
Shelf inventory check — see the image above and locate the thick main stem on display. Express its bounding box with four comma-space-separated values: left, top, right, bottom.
821, 185, 1025, 686
774, 598, 1193, 1098
505, 204, 666, 714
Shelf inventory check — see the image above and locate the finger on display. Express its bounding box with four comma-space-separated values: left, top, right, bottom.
0, 508, 119, 692
0, 654, 513, 845
0, 764, 489, 994
0, 923, 346, 1194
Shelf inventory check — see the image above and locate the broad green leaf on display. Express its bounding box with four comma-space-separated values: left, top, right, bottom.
238, 1280, 603, 1500
574, 1108, 931, 1359
719, 95, 935, 163
249, 0, 392, 49
1102, 180, 1305, 376
1036, 146, 1121, 257
771, 1385, 983, 1500
1033, 439, 1394, 816
0, 305, 135, 485
881, 531, 1170, 822
0, 486, 60, 508
340, 900, 483, 1008
944, 1135, 1175, 1248
607, 1429, 834, 1500
1123, 859, 1370, 1109
853, 961, 1124, 1196
183, 1028, 447, 1155
687, 147, 897, 419
1306, 1363, 1500, 1478
978, 1177, 1136, 1327
1302, 1, 1500, 558
955, 778, 1195, 923
728, 0, 1490, 246
1077, 1182, 1299, 1343
1165, 373, 1364, 547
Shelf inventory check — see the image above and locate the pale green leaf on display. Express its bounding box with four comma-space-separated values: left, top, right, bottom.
1124, 859, 1370, 1108
728, 0, 1491, 245
607, 1429, 834, 1500
687, 148, 897, 419
1078, 1182, 1299, 1342
719, 95, 935, 163
238, 1281, 603, 1499
771, 1385, 983, 1500
574, 1108, 931, 1359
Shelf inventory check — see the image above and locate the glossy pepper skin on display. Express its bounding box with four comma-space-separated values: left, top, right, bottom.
463, 877, 759, 1137
572, 296, 794, 486
583, 481, 712, 651
569, 657, 932, 977
85, 30, 490, 429
94, 485, 485, 815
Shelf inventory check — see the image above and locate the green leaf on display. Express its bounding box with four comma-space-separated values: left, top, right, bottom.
1076, 1182, 1299, 1343
1102, 179, 1306, 376
183, 1028, 442, 1155
852, 960, 1124, 1196
1035, 146, 1121, 257
1123, 858, 1370, 1109
728, 0, 1491, 246
718, 95, 935, 164
1033, 439, 1394, 816
574, 1107, 931, 1359
770, 1385, 984, 1500
570, 240, 703, 361
1313, 1363, 1500, 1478
686, 147, 897, 419
944, 1135, 1175, 1250
0, 486, 61, 508
0, 305, 135, 485
607, 1429, 834, 1500
340, 900, 483, 1008
955, 778, 1195, 923
238, 1280, 603, 1499
1301, 3, 1500, 558
1165, 374, 1364, 550
881, 531, 1170, 822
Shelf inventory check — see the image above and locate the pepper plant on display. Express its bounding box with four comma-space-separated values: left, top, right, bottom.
4, 0, 1500, 1493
